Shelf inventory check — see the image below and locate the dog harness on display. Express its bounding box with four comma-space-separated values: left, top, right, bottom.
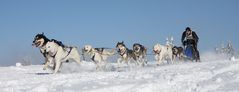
62, 47, 73, 59
119, 49, 127, 56
51, 47, 73, 59
91, 53, 95, 61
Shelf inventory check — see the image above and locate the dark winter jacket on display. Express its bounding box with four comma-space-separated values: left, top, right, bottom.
181, 31, 199, 44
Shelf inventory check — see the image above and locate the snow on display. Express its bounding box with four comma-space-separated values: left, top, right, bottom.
15, 63, 22, 67
0, 54, 239, 92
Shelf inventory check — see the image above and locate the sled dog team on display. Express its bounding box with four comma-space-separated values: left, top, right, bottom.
33, 30, 199, 74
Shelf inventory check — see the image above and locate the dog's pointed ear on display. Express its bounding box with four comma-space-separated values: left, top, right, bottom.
116, 42, 119, 47
42, 32, 44, 35
122, 41, 124, 43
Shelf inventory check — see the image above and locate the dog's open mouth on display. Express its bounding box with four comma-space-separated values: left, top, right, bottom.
84, 50, 88, 53
83, 48, 89, 53
153, 50, 160, 54
134, 50, 140, 53
34, 41, 41, 47
153, 50, 157, 53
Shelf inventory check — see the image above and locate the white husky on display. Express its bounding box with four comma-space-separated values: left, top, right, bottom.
45, 41, 81, 74
83, 45, 115, 70
153, 43, 173, 65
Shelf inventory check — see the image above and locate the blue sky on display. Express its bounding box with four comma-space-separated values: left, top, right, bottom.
0, 0, 238, 66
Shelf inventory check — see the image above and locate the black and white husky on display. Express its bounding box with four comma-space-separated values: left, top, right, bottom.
32, 33, 54, 70
45, 41, 81, 74
133, 43, 147, 66
172, 46, 184, 60
116, 41, 136, 68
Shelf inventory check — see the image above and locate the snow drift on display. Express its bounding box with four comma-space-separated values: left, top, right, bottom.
0, 52, 238, 92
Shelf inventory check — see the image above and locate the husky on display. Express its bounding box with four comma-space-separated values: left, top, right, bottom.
153, 43, 173, 65
32, 33, 69, 70
32, 33, 54, 70
83, 45, 115, 70
116, 41, 136, 68
45, 41, 81, 74
132, 43, 147, 66
172, 46, 184, 60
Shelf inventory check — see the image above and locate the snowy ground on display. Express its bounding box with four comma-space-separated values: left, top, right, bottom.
0, 54, 239, 92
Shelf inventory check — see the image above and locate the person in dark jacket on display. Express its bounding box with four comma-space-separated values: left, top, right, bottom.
181, 27, 200, 61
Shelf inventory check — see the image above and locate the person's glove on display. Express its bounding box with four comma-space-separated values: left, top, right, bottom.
183, 41, 186, 46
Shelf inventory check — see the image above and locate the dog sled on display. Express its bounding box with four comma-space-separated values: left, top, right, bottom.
184, 43, 200, 62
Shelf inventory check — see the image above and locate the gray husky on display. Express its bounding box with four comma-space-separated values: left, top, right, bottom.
133, 43, 147, 66
116, 41, 136, 68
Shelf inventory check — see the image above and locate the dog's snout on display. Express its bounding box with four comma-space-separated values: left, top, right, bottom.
134, 47, 139, 51
153, 50, 158, 53
32, 40, 37, 46
32, 40, 36, 44
83, 47, 88, 52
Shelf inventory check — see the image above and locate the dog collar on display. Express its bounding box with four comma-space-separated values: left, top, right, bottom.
91, 53, 95, 61
119, 50, 126, 56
